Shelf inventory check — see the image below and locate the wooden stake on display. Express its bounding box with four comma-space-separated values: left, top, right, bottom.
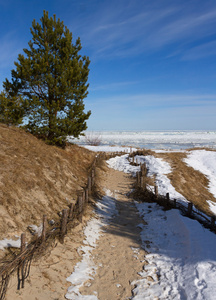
211, 216, 215, 228
137, 171, 141, 186
85, 188, 89, 203
42, 215, 47, 242
141, 176, 145, 190
61, 209, 68, 242
20, 233, 26, 252
69, 203, 74, 219
78, 195, 83, 222
154, 185, 158, 198
82, 190, 85, 203
188, 202, 193, 216
88, 176, 92, 193
143, 163, 147, 176
17, 233, 26, 290
91, 169, 95, 185
166, 193, 170, 203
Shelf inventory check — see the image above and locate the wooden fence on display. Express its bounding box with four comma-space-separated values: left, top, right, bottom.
135, 160, 216, 231
0, 151, 113, 300
3, 150, 214, 299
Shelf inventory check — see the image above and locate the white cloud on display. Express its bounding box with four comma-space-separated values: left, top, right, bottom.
71, 0, 216, 60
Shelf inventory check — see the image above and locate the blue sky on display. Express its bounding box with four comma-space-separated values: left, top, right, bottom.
0, 0, 216, 130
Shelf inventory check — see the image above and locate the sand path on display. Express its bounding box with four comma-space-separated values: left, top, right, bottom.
80, 167, 147, 300
5, 166, 146, 300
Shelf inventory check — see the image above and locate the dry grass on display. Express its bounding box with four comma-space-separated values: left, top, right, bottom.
154, 150, 216, 216
0, 124, 96, 240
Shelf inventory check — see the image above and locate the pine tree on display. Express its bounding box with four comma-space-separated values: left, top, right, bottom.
3, 10, 91, 147
0, 91, 25, 126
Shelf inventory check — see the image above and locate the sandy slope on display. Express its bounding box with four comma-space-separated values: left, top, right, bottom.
0, 124, 95, 242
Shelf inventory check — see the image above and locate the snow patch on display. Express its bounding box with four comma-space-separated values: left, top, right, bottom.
107, 154, 140, 177
184, 150, 216, 199
135, 155, 188, 204
133, 202, 216, 299
28, 224, 43, 236
207, 201, 216, 215
0, 237, 21, 251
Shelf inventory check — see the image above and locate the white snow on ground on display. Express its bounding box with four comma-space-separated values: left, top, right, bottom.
65, 190, 118, 300
133, 202, 216, 300
107, 154, 188, 205
64, 150, 216, 299
0, 237, 21, 250
184, 150, 216, 212
0, 224, 43, 251
107, 154, 140, 177
28, 224, 43, 236
82, 145, 137, 152
154, 149, 187, 153
106, 152, 216, 299
135, 155, 188, 204
207, 201, 216, 215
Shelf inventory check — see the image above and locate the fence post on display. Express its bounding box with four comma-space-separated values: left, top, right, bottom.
78, 195, 83, 222
88, 176, 92, 193
17, 233, 26, 290
173, 199, 176, 208
82, 189, 85, 204
188, 202, 193, 216
166, 193, 170, 203
144, 163, 147, 176
61, 209, 68, 243
20, 233, 26, 253
91, 169, 95, 185
141, 164, 143, 175
141, 163, 147, 176
42, 215, 47, 242
69, 203, 74, 219
154, 185, 158, 199
85, 188, 89, 203
141, 176, 145, 190
211, 216, 215, 228
137, 171, 141, 187
93, 159, 96, 167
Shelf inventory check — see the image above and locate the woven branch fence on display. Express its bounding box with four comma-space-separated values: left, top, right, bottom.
135, 160, 216, 231
0, 151, 121, 300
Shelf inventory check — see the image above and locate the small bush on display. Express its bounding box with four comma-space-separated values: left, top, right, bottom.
85, 133, 102, 146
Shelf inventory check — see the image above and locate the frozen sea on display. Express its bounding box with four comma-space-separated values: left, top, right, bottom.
70, 130, 216, 150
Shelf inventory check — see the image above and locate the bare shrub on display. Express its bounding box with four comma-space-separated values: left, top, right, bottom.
85, 132, 102, 146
